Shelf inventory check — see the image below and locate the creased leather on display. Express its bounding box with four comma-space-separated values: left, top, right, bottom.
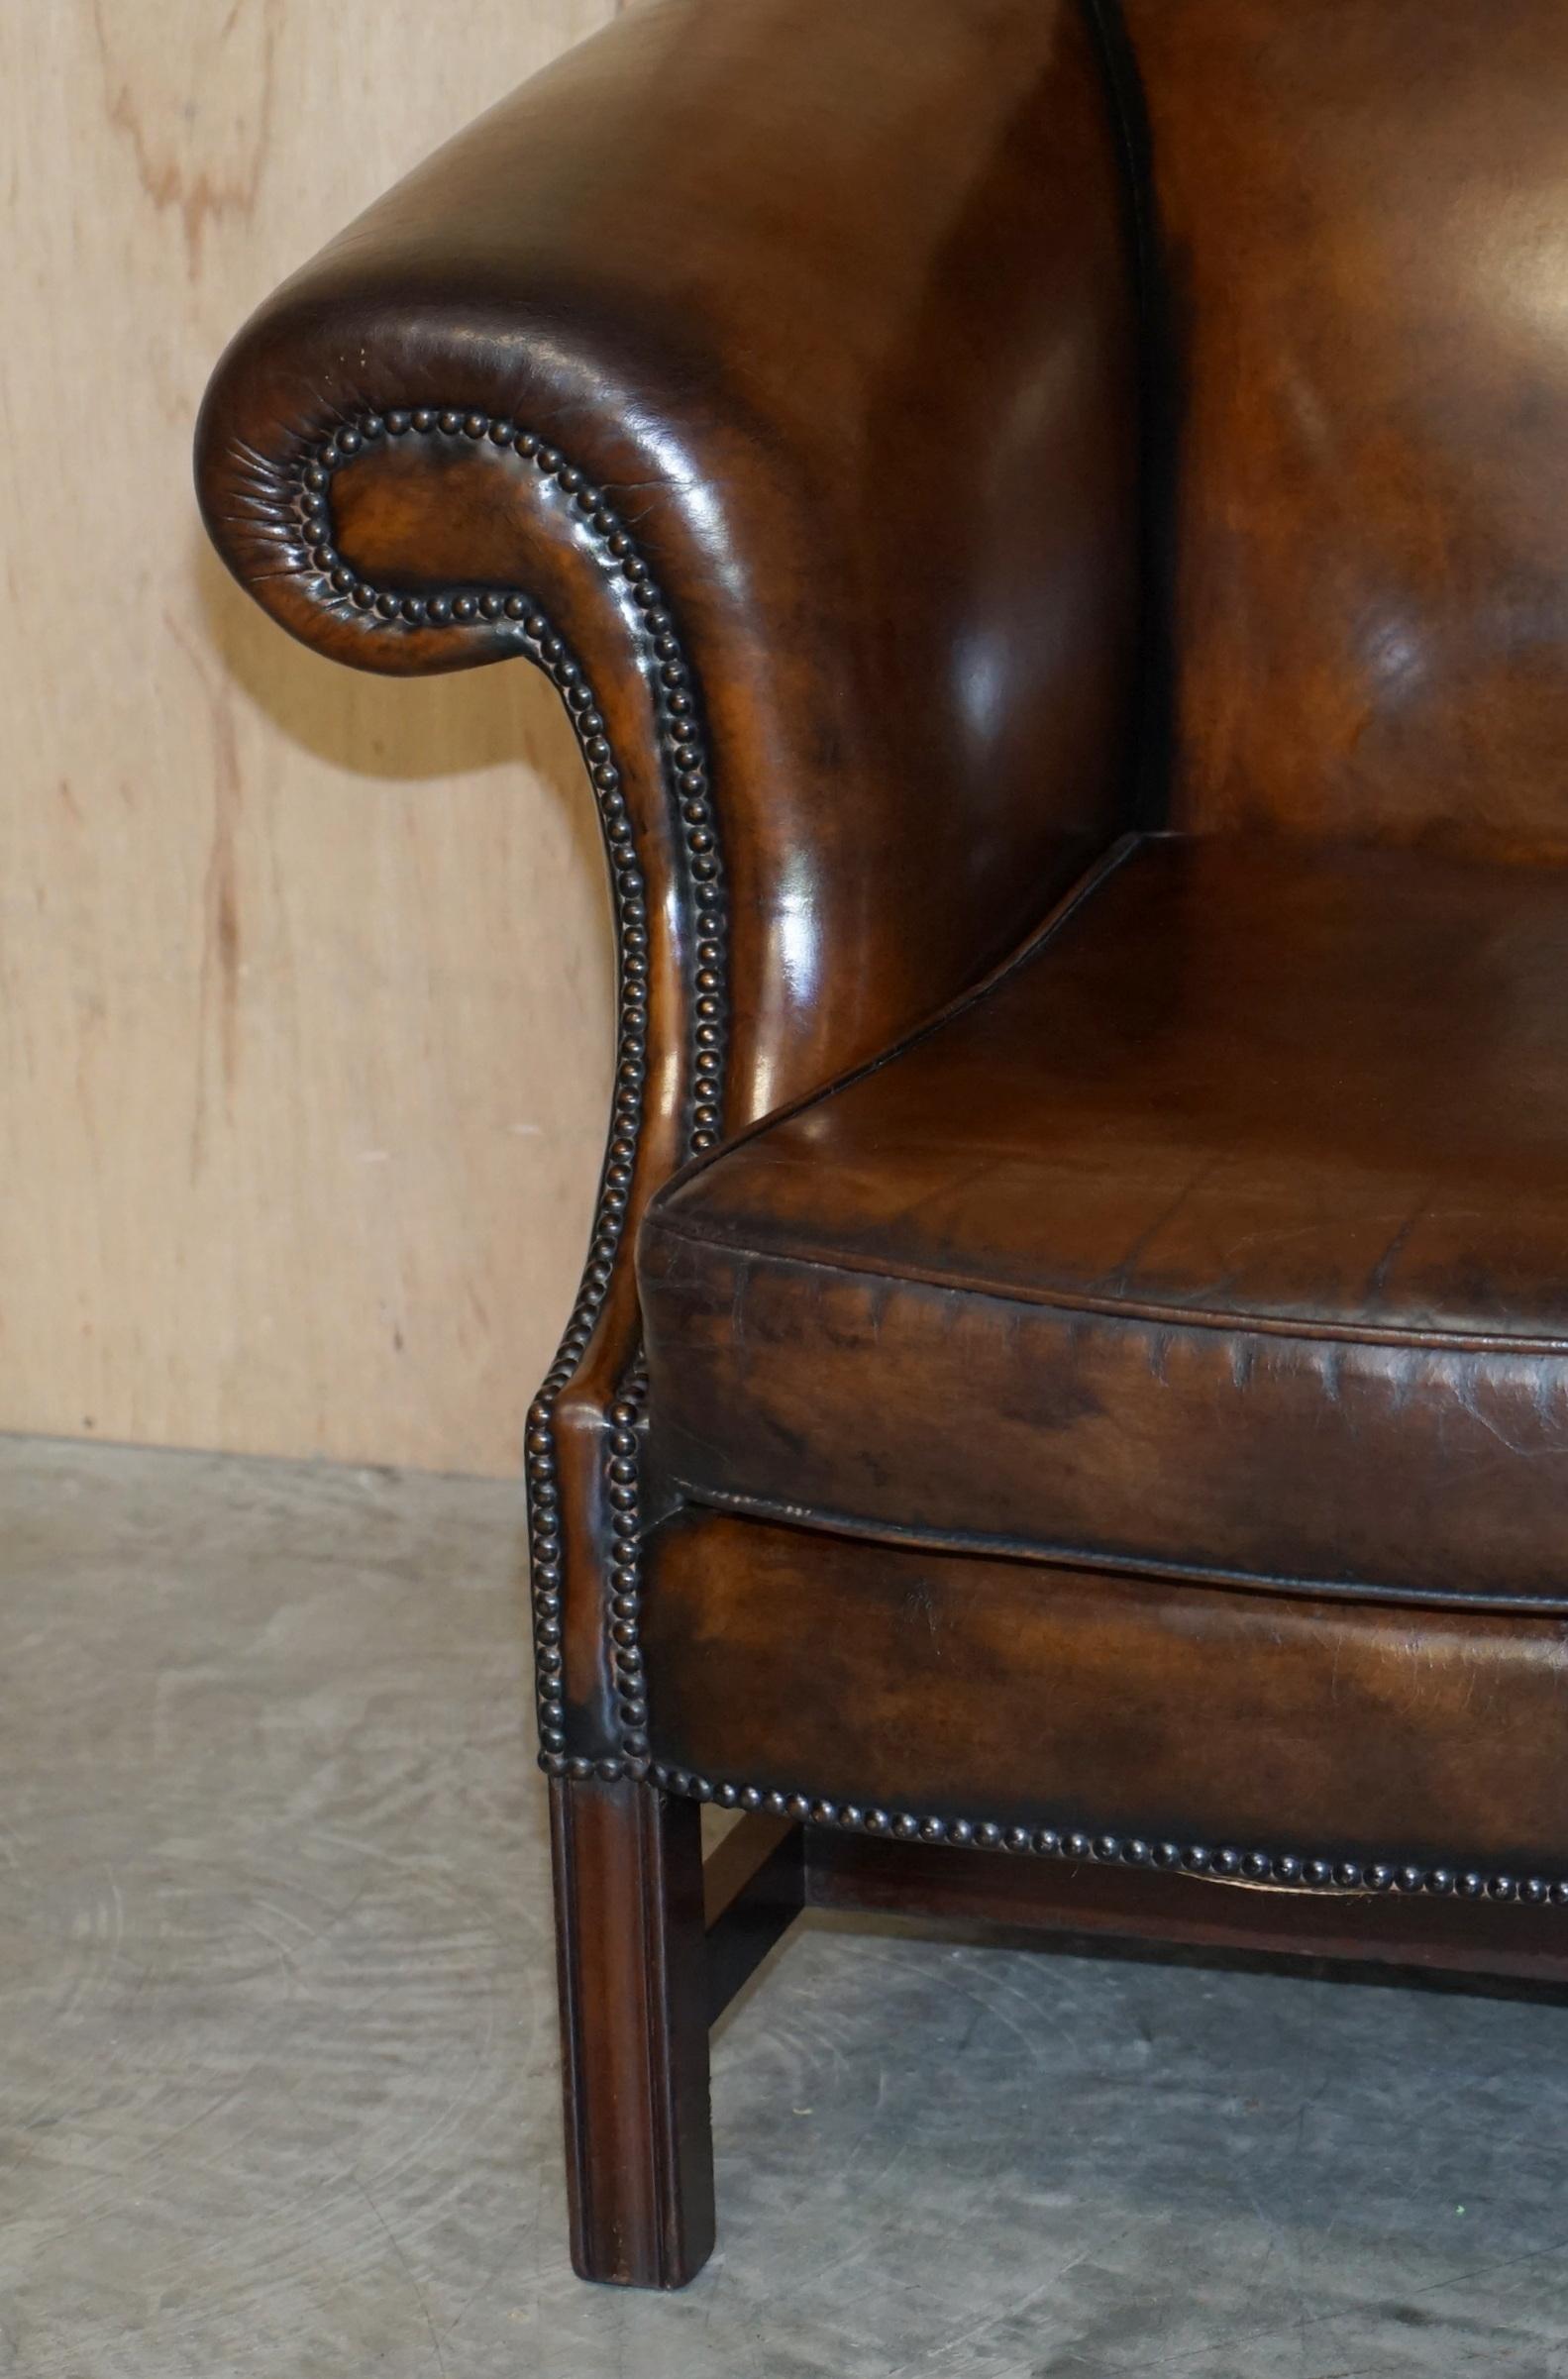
642, 838, 1568, 1608
643, 1509, 1568, 1874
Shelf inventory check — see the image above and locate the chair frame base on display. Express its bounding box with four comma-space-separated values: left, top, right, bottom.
551, 1784, 1568, 2287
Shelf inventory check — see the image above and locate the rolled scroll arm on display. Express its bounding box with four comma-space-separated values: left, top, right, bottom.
194, 0, 1142, 1771
200, 394, 724, 1773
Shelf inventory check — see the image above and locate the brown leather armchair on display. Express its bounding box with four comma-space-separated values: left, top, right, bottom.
196, 0, 1568, 2290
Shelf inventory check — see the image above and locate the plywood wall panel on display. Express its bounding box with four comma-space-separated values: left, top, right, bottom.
1, 2, 621, 1473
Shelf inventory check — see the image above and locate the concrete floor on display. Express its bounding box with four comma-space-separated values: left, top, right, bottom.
4, 1438, 1568, 2378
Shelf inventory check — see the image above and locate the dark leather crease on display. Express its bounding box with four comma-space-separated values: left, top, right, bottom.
642, 838, 1568, 1608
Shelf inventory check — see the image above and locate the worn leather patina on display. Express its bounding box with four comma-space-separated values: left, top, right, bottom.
198, 0, 1568, 2289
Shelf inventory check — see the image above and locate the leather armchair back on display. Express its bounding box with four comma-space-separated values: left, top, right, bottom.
1124, 0, 1568, 857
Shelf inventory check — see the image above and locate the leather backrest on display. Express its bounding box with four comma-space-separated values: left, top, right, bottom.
1121, 0, 1568, 857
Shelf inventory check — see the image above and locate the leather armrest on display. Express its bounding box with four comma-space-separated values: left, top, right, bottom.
195, 0, 1141, 1769
196, 0, 1141, 1133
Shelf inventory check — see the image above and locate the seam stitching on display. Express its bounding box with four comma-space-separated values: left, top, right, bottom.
642, 1216, 1568, 1360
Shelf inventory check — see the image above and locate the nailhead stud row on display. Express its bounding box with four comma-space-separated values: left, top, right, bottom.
290, 409, 725, 1775
605, 1766, 1568, 1907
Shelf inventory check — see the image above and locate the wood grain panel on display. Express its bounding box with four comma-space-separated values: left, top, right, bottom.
0, 1, 618, 1472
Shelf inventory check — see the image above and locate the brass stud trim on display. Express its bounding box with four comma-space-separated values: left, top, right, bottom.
288, 410, 725, 1771
532, 1762, 1561, 1907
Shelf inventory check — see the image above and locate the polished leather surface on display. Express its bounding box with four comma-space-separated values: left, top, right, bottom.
642, 835, 1568, 1606
195, 1, 1568, 2279
1125, 0, 1568, 856
644, 1509, 1568, 1873
195, 0, 1140, 1788
197, 0, 1139, 1126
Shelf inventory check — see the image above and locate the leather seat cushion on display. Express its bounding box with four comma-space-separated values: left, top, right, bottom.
639, 836, 1568, 1609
